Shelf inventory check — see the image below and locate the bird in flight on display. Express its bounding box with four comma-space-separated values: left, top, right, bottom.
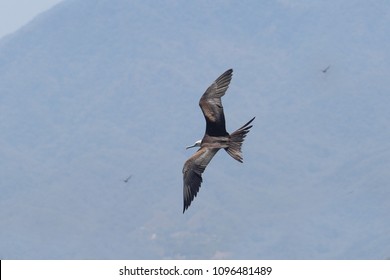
182, 69, 255, 213
123, 175, 132, 183
322, 65, 331, 73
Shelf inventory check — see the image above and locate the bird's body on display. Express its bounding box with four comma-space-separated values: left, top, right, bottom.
182, 69, 255, 213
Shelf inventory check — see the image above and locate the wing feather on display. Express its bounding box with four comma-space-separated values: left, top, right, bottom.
182, 147, 219, 213
199, 69, 233, 136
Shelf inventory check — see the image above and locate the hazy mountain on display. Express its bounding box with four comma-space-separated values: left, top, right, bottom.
1, 0, 390, 259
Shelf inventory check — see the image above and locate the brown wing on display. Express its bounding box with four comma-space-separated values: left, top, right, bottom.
182, 147, 219, 213
199, 69, 233, 137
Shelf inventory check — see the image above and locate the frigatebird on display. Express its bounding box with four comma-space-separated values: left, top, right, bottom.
123, 175, 132, 183
182, 69, 255, 213
322, 65, 330, 73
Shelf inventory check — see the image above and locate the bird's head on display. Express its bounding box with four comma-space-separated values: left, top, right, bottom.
186, 139, 202, 149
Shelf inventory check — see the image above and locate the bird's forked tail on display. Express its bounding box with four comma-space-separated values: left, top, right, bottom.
225, 117, 255, 163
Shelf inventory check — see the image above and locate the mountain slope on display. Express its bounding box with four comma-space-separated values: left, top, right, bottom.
1, 0, 390, 259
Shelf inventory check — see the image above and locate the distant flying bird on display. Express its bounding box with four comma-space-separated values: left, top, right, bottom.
182, 69, 255, 213
322, 65, 330, 73
123, 175, 132, 183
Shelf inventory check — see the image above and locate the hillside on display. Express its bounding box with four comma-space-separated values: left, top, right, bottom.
0, 0, 390, 259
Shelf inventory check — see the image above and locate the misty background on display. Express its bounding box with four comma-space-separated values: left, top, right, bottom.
0, 0, 62, 38
1, 0, 390, 259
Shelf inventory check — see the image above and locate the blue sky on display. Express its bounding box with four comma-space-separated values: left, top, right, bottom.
0, 0, 62, 38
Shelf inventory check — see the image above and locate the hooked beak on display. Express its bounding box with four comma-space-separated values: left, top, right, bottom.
186, 140, 202, 150
186, 144, 197, 149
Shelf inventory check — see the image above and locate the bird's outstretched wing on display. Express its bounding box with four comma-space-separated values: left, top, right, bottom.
182, 147, 219, 213
199, 69, 233, 136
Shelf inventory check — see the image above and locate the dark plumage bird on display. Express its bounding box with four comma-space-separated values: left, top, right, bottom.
123, 175, 132, 183
182, 69, 255, 213
322, 65, 330, 73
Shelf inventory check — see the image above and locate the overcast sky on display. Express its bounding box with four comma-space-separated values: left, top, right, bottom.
0, 0, 63, 38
